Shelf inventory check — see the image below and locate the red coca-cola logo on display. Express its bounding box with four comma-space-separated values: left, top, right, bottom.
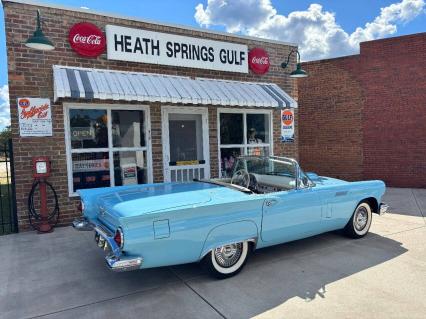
248, 48, 270, 75
69, 22, 106, 57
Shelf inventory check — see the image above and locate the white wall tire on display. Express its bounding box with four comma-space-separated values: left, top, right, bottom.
201, 241, 250, 278
344, 202, 372, 238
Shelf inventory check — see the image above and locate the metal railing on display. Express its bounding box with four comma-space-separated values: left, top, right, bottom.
0, 139, 18, 235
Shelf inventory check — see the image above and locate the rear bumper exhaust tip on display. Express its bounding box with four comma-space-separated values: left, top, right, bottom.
72, 217, 94, 231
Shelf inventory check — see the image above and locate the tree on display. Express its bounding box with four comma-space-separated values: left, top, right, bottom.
0, 126, 11, 147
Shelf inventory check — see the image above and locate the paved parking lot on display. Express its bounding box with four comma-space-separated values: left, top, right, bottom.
1, 188, 425, 319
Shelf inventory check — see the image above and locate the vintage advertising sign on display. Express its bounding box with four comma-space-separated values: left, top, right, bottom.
105, 25, 248, 73
17, 98, 52, 137
248, 48, 270, 74
69, 22, 106, 57
281, 108, 294, 142
72, 159, 109, 172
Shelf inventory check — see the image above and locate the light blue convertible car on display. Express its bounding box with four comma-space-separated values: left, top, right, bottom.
73, 156, 388, 278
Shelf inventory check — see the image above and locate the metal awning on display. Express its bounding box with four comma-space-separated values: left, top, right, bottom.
53, 65, 297, 108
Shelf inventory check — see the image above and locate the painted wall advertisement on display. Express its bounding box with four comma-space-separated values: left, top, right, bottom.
17, 98, 52, 137
281, 108, 294, 143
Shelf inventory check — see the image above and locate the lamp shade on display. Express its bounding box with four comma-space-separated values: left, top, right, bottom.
26, 29, 55, 51
290, 63, 308, 78
25, 10, 55, 51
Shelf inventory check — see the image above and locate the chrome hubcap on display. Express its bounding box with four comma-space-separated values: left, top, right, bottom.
213, 243, 243, 268
354, 207, 368, 231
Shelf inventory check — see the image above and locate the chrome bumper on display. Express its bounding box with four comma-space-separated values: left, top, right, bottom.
106, 255, 143, 272
73, 217, 143, 272
72, 217, 94, 231
379, 203, 389, 216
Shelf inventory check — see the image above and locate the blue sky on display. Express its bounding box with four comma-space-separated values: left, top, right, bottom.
0, 0, 425, 128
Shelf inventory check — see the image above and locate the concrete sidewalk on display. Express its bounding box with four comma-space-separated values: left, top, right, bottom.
0, 188, 425, 319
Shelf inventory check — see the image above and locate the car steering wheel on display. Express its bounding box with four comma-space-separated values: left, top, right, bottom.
231, 169, 250, 189
248, 173, 259, 193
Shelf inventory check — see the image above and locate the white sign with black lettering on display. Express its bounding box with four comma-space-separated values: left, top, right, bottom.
106, 25, 248, 73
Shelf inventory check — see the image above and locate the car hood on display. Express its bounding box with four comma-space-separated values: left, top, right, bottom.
96, 182, 221, 218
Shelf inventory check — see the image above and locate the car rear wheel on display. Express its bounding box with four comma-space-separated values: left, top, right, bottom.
201, 241, 249, 279
344, 202, 372, 238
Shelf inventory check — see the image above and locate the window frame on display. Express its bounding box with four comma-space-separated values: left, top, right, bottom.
64, 103, 153, 197
217, 108, 274, 177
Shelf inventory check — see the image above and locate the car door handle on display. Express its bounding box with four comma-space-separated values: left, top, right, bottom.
265, 199, 278, 207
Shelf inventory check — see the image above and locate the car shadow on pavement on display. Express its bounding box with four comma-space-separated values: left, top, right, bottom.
175, 231, 408, 319
0, 228, 407, 319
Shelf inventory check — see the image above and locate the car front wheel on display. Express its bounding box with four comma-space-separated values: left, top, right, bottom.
344, 202, 373, 238
201, 241, 249, 278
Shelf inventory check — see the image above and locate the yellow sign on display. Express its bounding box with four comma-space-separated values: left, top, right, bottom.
176, 160, 199, 166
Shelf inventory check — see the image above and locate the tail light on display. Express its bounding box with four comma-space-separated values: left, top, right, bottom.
114, 228, 124, 249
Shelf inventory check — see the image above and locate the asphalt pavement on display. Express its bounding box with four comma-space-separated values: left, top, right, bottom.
1, 187, 425, 319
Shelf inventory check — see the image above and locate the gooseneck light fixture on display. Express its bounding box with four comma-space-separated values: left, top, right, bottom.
281, 49, 308, 78
25, 10, 55, 51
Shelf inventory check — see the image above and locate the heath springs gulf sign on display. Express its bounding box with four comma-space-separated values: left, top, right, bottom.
106, 25, 248, 73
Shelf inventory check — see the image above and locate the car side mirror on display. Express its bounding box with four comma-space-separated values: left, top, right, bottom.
300, 176, 315, 188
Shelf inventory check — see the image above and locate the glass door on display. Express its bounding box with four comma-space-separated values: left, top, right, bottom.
162, 107, 210, 182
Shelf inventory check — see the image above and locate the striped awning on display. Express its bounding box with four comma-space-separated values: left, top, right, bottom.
53, 65, 297, 108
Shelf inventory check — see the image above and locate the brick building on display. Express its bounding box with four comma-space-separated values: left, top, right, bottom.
299, 33, 426, 189
2, 0, 299, 230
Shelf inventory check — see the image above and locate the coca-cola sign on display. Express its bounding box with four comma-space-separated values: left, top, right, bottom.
69, 22, 106, 57
248, 48, 270, 75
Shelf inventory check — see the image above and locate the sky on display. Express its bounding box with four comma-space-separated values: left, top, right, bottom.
0, 0, 425, 129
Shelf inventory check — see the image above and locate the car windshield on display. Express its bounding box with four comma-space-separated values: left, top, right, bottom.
233, 156, 297, 177
196, 156, 301, 194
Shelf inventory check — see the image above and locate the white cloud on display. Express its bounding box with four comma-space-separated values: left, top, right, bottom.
195, 0, 425, 60
0, 85, 11, 128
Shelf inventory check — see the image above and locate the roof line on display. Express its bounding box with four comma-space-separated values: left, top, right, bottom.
1, 0, 298, 47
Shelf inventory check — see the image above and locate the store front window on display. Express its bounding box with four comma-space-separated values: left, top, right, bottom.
218, 109, 272, 177
65, 105, 152, 195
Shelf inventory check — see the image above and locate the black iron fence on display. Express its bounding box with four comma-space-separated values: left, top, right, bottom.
0, 139, 18, 235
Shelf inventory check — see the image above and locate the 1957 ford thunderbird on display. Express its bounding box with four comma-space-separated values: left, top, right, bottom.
73, 155, 388, 278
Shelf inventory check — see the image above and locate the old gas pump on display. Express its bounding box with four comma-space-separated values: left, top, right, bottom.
28, 157, 59, 233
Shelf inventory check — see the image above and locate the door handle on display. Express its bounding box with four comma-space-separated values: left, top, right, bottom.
265, 199, 278, 207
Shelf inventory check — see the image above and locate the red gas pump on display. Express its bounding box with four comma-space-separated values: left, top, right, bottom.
28, 157, 59, 233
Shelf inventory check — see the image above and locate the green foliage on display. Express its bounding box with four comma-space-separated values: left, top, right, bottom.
0, 126, 11, 147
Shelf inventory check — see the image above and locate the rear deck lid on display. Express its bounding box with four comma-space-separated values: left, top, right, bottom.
96, 182, 219, 218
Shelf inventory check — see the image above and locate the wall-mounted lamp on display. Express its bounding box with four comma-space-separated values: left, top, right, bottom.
25, 10, 55, 51
281, 49, 308, 78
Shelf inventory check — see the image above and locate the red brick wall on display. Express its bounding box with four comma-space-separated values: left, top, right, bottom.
3, 1, 298, 230
298, 56, 364, 181
359, 34, 426, 188
299, 33, 426, 188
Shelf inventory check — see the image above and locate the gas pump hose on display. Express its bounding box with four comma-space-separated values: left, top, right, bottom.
27, 179, 60, 232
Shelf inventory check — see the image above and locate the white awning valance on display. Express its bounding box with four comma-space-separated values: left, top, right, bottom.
53, 65, 297, 108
